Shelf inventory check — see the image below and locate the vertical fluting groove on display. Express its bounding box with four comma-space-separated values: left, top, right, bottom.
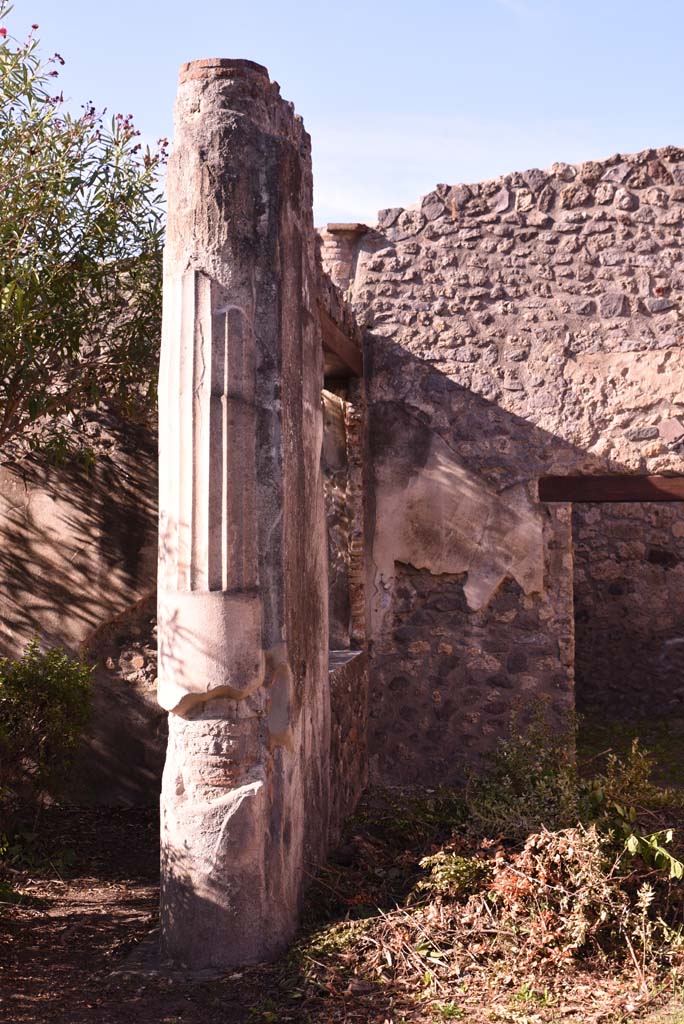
225, 308, 243, 591
221, 309, 229, 592
158, 272, 180, 591
177, 270, 196, 591
190, 272, 212, 591
208, 286, 227, 591
223, 307, 259, 592
240, 313, 258, 590
234, 308, 247, 590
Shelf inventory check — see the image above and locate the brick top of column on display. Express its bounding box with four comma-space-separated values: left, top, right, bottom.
179, 58, 269, 84
173, 57, 305, 145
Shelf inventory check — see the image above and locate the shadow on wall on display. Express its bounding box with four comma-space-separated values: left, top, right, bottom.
65, 658, 167, 806
64, 592, 168, 807
364, 329, 651, 785
0, 415, 159, 805
0, 415, 157, 659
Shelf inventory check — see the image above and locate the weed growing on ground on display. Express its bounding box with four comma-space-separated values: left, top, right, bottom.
465, 702, 579, 842
416, 851, 493, 901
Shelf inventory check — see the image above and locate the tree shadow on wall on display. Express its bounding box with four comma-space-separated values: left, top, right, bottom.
0, 414, 160, 804
0, 413, 157, 657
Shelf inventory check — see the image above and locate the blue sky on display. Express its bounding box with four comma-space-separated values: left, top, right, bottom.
5, 0, 684, 225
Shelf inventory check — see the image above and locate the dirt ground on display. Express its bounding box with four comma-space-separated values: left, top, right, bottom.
2, 800, 684, 1024
0, 807, 278, 1024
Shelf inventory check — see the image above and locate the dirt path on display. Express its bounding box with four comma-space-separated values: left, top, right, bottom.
0, 807, 259, 1024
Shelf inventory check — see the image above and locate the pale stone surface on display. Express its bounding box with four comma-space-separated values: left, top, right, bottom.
158, 59, 330, 969
370, 425, 543, 624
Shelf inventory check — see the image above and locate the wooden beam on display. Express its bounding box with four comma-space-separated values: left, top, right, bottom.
325, 222, 368, 235
318, 303, 363, 378
539, 475, 684, 503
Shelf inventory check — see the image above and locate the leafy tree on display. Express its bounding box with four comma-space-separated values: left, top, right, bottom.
0, 5, 166, 452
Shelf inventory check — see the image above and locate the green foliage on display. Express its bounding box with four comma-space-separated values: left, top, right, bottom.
466, 702, 579, 842
512, 983, 556, 1006
437, 1004, 465, 1020
32, 424, 96, 471
1, 826, 76, 874
625, 831, 684, 881
352, 786, 467, 851
416, 851, 493, 901
0, 5, 165, 452
0, 640, 91, 810
580, 739, 684, 878
462, 709, 684, 957
582, 739, 662, 829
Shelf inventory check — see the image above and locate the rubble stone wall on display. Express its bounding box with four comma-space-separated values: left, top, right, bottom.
332, 146, 684, 784
328, 650, 369, 844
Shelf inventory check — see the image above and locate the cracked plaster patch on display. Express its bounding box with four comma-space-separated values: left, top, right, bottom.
371, 428, 544, 628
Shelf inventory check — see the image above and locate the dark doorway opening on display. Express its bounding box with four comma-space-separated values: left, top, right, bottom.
541, 475, 684, 784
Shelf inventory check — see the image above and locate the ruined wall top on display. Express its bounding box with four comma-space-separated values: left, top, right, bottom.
376, 145, 684, 232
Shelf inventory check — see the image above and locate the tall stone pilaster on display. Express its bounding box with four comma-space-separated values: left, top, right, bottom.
158, 59, 329, 969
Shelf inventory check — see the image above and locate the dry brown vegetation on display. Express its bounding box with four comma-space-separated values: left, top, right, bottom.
2, 725, 684, 1023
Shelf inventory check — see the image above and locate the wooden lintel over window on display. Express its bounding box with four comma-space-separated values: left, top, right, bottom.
539, 475, 684, 503
318, 303, 363, 379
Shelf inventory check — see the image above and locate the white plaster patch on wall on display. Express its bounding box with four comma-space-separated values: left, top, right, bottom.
371, 428, 544, 636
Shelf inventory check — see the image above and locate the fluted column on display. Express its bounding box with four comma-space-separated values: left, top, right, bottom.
158, 59, 329, 969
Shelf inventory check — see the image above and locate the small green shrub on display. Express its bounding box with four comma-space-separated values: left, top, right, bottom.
0, 640, 92, 812
416, 851, 493, 901
581, 738, 664, 833
466, 702, 579, 842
